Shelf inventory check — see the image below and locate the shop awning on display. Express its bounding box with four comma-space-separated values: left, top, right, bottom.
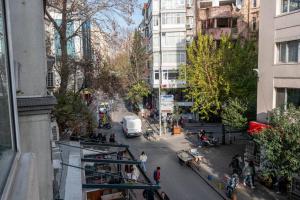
247, 121, 270, 135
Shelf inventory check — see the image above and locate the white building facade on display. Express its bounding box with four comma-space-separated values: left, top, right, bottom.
257, 0, 300, 122
142, 0, 196, 116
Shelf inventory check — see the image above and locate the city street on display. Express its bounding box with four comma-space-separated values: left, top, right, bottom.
101, 99, 224, 200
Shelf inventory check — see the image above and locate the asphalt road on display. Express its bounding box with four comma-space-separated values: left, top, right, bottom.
100, 100, 223, 200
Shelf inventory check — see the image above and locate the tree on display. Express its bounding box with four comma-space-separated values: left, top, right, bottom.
184, 34, 258, 121
129, 30, 148, 83
184, 34, 230, 119
254, 105, 300, 181
222, 38, 258, 118
45, 0, 137, 94
221, 98, 248, 130
126, 80, 150, 112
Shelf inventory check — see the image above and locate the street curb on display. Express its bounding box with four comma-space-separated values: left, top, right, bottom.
190, 163, 228, 200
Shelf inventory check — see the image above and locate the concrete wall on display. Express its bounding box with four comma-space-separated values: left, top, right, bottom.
9, 0, 47, 96
18, 114, 53, 200
257, 1, 300, 122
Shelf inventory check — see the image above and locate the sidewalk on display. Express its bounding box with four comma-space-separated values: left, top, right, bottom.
186, 133, 287, 200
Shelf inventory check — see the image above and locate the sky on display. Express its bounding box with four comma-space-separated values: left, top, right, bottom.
130, 0, 145, 28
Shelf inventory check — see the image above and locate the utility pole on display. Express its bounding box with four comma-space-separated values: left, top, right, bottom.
158, 0, 162, 136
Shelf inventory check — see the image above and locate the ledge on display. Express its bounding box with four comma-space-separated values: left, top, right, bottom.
17, 96, 57, 115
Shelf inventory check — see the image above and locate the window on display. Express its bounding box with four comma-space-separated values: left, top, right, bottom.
252, 17, 257, 31
154, 70, 159, 80
217, 18, 229, 28
276, 88, 300, 108
153, 35, 159, 48
162, 13, 185, 25
47, 71, 54, 88
252, 0, 257, 7
168, 70, 179, 80
277, 40, 300, 63
160, 69, 179, 80
281, 0, 300, 13
0, 1, 16, 195
162, 32, 186, 47
161, 0, 185, 10
162, 51, 186, 64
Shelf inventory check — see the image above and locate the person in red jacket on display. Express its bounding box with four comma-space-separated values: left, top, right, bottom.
153, 167, 161, 185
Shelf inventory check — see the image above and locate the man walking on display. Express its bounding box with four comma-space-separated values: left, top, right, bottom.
140, 151, 148, 172
153, 167, 161, 185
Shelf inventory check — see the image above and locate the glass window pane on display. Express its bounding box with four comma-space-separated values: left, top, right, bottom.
288, 41, 298, 62
276, 88, 286, 107
287, 88, 300, 107
279, 43, 286, 63
290, 0, 300, 11
0, 1, 15, 195
282, 0, 289, 12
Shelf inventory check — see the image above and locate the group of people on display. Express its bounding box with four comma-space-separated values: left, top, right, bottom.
229, 154, 256, 189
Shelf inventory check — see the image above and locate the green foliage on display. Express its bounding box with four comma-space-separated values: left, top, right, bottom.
129, 30, 148, 83
221, 98, 248, 129
184, 34, 258, 120
185, 34, 230, 119
254, 105, 300, 180
126, 80, 150, 107
53, 92, 96, 136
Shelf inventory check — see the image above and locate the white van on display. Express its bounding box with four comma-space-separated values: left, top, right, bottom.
122, 115, 142, 137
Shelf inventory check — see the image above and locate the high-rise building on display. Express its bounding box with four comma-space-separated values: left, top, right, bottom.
257, 0, 300, 122
141, 0, 195, 119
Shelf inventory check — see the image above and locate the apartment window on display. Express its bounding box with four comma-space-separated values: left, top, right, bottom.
252, 0, 257, 7
276, 88, 300, 108
154, 70, 159, 80
162, 51, 186, 64
168, 70, 179, 80
162, 0, 185, 10
277, 40, 300, 63
47, 71, 54, 88
281, 0, 300, 13
162, 13, 185, 25
217, 18, 229, 28
0, 1, 16, 195
252, 17, 257, 31
162, 32, 186, 47
153, 35, 159, 48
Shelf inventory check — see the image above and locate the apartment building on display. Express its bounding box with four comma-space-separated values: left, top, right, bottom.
196, 0, 260, 40
45, 10, 92, 93
257, 0, 300, 122
142, 0, 195, 117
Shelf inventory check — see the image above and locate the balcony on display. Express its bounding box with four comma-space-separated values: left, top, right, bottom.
205, 27, 236, 40
198, 5, 235, 20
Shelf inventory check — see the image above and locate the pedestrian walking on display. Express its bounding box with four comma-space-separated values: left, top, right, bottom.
243, 161, 255, 189
140, 151, 148, 172
153, 167, 160, 185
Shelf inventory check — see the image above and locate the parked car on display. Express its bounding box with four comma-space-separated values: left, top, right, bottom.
121, 115, 142, 137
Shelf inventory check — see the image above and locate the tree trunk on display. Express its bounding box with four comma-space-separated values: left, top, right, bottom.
59, 36, 69, 94
58, 0, 69, 94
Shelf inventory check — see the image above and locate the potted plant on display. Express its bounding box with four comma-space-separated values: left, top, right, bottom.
173, 105, 181, 135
